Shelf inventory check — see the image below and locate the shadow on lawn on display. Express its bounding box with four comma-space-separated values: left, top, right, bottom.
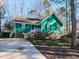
27, 35, 79, 59
35, 45, 79, 59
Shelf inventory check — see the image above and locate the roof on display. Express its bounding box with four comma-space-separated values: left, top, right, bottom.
41, 13, 63, 26
13, 16, 41, 25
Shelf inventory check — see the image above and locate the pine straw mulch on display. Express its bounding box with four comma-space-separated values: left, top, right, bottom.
27, 37, 79, 59
35, 45, 79, 59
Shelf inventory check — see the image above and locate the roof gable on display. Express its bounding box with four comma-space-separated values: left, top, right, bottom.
41, 13, 63, 26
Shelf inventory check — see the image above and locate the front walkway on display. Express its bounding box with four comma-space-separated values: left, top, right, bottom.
0, 38, 46, 59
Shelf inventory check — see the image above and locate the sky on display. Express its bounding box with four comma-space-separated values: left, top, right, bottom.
1, 0, 79, 25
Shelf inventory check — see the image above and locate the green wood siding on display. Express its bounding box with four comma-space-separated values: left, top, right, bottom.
16, 23, 21, 28
41, 14, 64, 34
15, 23, 41, 33
14, 13, 64, 34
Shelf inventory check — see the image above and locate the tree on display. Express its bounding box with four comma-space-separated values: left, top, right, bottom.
4, 20, 13, 31
28, 0, 53, 19
50, 0, 70, 34
0, 3, 5, 33
28, 0, 45, 19
70, 0, 77, 49
0, 0, 8, 37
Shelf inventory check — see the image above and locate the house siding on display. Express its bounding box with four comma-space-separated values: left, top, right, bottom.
15, 23, 41, 33
41, 14, 64, 34
13, 14, 64, 34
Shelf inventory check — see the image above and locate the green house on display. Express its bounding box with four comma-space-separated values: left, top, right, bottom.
13, 17, 41, 33
41, 13, 64, 34
13, 13, 64, 34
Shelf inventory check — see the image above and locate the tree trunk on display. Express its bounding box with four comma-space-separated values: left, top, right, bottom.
0, 16, 1, 37
66, 0, 69, 34
0, 15, 1, 32
70, 0, 77, 49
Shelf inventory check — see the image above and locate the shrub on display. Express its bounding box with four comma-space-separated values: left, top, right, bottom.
1, 32, 10, 38
59, 36, 71, 43
25, 32, 36, 39
33, 32, 48, 40
0, 33, 2, 38
25, 32, 48, 40
65, 33, 72, 38
77, 35, 79, 39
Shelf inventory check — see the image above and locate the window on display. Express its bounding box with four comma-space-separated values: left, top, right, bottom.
16, 23, 21, 28
32, 25, 34, 29
47, 24, 51, 30
22, 24, 25, 28
57, 25, 60, 30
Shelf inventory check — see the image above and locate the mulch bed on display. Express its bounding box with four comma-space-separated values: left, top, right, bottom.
35, 45, 79, 59
27, 38, 79, 59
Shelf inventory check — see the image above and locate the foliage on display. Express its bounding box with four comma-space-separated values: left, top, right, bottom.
33, 32, 48, 40
26, 32, 48, 40
77, 35, 79, 39
4, 21, 13, 30
63, 32, 79, 39
65, 32, 72, 38
30, 38, 70, 46
28, 0, 53, 19
56, 7, 66, 17
26, 32, 72, 45
28, 34, 72, 46
28, 0, 45, 19
1, 32, 10, 38
58, 36, 71, 43
0, 32, 2, 38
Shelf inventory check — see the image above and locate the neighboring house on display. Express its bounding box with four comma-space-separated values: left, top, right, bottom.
12, 13, 64, 34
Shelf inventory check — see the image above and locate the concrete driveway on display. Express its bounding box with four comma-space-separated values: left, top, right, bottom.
0, 38, 46, 59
